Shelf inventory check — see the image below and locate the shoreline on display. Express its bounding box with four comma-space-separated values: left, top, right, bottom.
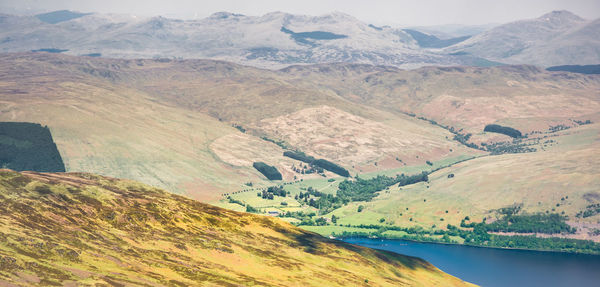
337, 235, 600, 256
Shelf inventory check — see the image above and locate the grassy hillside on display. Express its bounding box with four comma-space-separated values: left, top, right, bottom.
257, 105, 477, 170
0, 170, 472, 286
0, 53, 296, 201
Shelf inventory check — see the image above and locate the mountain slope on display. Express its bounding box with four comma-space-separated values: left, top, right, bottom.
445, 11, 599, 66
0, 169, 472, 286
3, 10, 597, 68
279, 63, 600, 135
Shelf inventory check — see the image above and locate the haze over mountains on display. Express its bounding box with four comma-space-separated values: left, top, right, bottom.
0, 9, 598, 68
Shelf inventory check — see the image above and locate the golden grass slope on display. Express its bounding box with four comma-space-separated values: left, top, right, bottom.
0, 170, 473, 286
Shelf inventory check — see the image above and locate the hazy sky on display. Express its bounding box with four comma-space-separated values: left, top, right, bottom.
1, 0, 599, 26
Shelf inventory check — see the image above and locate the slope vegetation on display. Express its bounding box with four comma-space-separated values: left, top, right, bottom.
0, 170, 472, 286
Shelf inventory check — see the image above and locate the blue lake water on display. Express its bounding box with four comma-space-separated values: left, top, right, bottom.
344, 238, 600, 287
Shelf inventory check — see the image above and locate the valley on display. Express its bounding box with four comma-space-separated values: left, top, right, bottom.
1, 52, 599, 255
1, 3, 599, 286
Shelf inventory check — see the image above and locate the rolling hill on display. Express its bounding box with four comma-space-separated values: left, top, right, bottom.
0, 169, 473, 286
1, 52, 599, 201
0, 52, 478, 200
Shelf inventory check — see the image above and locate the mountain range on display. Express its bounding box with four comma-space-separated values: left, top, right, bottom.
0, 10, 598, 68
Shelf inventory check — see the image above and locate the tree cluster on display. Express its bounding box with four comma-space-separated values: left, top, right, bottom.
283, 151, 350, 177
252, 162, 282, 180
0, 122, 65, 172
484, 124, 522, 138
576, 204, 600, 218
337, 172, 428, 202
482, 213, 575, 234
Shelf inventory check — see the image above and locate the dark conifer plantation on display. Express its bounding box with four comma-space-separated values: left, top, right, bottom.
0, 122, 65, 172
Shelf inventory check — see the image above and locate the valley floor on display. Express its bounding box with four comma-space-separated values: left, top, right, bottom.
218, 122, 600, 255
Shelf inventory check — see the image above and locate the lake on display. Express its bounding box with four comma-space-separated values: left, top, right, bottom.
344, 238, 600, 287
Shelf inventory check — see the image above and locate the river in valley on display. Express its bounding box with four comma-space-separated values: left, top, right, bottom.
344, 238, 600, 287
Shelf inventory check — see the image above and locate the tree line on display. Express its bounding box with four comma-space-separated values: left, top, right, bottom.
283, 150, 350, 177
484, 124, 522, 138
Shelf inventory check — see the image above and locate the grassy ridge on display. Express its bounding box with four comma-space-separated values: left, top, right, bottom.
0, 170, 472, 286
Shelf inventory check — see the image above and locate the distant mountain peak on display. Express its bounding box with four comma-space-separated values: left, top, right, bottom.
538, 10, 584, 23
262, 11, 290, 17
321, 11, 357, 19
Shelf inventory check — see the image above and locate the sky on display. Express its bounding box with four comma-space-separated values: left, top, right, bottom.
1, 0, 599, 26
